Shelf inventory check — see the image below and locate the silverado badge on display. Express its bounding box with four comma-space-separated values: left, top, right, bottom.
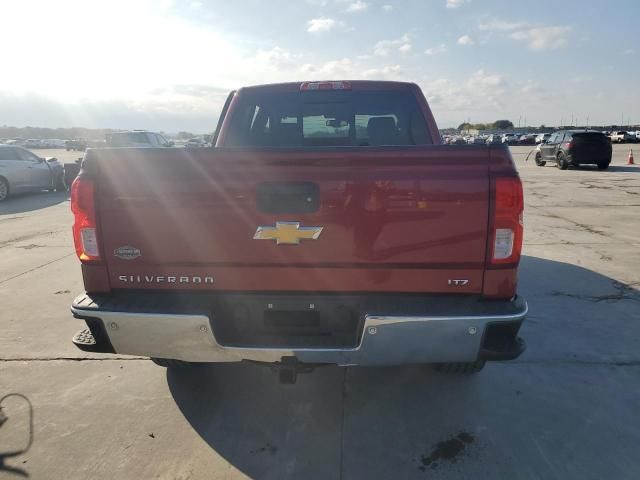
253, 222, 323, 245
114, 245, 141, 260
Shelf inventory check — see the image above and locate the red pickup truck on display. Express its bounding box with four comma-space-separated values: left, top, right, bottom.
70, 81, 526, 382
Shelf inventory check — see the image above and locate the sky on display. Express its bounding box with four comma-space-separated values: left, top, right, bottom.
1, 0, 639, 132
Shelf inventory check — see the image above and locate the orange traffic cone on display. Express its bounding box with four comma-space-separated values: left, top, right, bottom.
628, 149, 635, 165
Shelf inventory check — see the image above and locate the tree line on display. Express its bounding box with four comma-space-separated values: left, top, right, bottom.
0, 126, 126, 141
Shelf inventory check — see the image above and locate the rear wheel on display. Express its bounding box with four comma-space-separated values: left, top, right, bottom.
556, 152, 568, 170
0, 177, 9, 202
435, 360, 486, 374
597, 161, 610, 170
534, 153, 546, 166
54, 173, 67, 192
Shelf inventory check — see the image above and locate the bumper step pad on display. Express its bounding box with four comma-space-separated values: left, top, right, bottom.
71, 318, 116, 354
72, 328, 108, 353
72, 328, 96, 347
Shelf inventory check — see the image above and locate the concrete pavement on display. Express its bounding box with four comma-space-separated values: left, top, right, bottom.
1, 145, 639, 479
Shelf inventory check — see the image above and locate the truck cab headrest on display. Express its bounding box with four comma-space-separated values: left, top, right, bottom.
275, 123, 302, 146
367, 117, 398, 145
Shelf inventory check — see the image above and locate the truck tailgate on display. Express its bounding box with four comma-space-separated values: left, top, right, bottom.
88, 147, 491, 293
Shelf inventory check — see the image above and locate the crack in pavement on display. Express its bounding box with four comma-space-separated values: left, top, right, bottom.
0, 230, 63, 249
579, 182, 613, 190
513, 360, 640, 367
0, 253, 75, 285
0, 215, 26, 222
551, 281, 640, 303
528, 205, 611, 237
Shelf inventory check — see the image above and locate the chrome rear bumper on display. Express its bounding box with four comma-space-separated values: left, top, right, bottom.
71, 294, 527, 365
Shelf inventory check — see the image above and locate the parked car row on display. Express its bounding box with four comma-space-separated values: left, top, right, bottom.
1, 131, 215, 152
0, 138, 68, 148
443, 129, 640, 146
0, 138, 100, 150
442, 132, 553, 146
103, 131, 213, 148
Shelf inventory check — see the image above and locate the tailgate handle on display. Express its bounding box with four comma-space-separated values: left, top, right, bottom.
256, 182, 320, 214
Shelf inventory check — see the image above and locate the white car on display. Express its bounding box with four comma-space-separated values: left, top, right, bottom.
466, 136, 486, 145
501, 133, 518, 145
0, 145, 66, 201
184, 137, 211, 148
535, 133, 551, 144
609, 131, 632, 143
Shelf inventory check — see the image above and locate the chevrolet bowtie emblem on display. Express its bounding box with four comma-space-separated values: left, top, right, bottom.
253, 222, 323, 245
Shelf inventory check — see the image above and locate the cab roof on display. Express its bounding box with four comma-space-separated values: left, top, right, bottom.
239, 80, 418, 94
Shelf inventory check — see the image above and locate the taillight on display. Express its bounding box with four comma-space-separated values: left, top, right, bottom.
564, 141, 573, 149
490, 176, 523, 265
70, 176, 100, 262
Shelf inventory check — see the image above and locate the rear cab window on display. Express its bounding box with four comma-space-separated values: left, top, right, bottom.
571, 131, 610, 143
0, 148, 19, 160
17, 148, 40, 162
127, 132, 150, 144
109, 132, 151, 146
224, 88, 432, 147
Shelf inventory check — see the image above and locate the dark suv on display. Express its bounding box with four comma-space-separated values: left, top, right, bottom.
536, 130, 612, 170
